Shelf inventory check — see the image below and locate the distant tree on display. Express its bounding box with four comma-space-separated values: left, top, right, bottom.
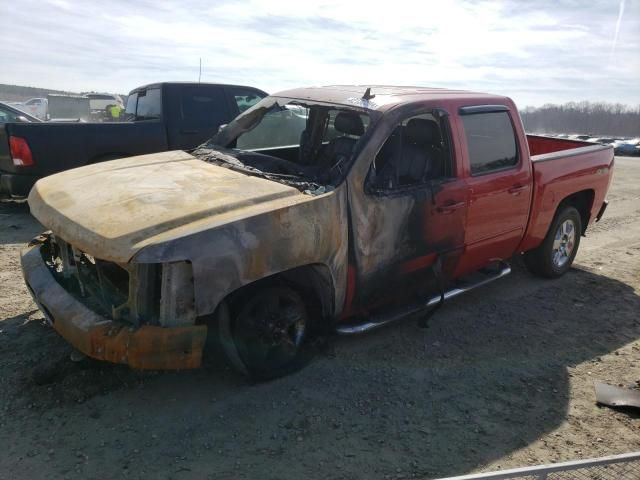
520, 101, 640, 137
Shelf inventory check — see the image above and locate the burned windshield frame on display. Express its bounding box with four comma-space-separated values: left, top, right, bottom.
206, 97, 282, 148
207, 97, 375, 150
198, 96, 378, 191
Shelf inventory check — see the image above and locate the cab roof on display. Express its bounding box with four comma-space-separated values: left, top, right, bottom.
272, 85, 511, 112
128, 82, 267, 95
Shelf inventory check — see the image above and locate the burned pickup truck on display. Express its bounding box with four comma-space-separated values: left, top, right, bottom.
22, 85, 614, 377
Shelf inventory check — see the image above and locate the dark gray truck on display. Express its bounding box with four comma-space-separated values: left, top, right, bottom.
0, 82, 266, 197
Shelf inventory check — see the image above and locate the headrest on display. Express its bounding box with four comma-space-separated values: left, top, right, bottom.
404, 118, 442, 146
334, 112, 365, 136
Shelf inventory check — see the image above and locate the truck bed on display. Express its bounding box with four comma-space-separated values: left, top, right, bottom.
518, 135, 614, 252
0, 121, 169, 197
527, 134, 595, 156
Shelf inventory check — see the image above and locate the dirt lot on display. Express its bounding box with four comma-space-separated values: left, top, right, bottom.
1, 157, 638, 480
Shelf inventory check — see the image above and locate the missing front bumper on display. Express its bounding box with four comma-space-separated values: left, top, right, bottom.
21, 243, 207, 370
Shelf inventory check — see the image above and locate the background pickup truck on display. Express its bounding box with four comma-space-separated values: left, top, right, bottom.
22, 85, 614, 379
1, 82, 266, 197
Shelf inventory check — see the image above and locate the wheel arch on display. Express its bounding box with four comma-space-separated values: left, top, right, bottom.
207, 263, 337, 326
556, 189, 594, 235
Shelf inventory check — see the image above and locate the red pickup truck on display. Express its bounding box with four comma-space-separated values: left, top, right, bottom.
22, 85, 614, 379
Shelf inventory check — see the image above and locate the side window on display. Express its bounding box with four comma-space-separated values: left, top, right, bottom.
369, 112, 452, 191
229, 88, 265, 113
0, 107, 17, 123
136, 88, 161, 120
125, 92, 138, 118
323, 110, 369, 142
180, 86, 228, 130
461, 111, 517, 175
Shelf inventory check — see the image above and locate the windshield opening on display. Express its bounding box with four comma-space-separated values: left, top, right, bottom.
192, 97, 372, 193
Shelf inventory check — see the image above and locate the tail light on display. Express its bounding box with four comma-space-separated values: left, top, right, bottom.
9, 136, 34, 167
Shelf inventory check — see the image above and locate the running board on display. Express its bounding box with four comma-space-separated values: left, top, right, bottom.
335, 261, 512, 335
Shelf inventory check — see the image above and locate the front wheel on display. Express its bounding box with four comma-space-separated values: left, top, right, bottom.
219, 286, 313, 380
524, 206, 582, 278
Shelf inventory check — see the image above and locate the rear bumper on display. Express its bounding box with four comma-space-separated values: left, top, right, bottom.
0, 172, 39, 198
20, 241, 207, 369
595, 200, 608, 222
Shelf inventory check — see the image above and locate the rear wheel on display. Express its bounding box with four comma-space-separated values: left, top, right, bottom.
219, 285, 313, 380
524, 206, 582, 278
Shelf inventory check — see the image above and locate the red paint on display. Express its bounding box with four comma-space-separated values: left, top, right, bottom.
517, 145, 613, 252
401, 253, 437, 273
527, 135, 591, 156
340, 94, 613, 319
9, 136, 34, 167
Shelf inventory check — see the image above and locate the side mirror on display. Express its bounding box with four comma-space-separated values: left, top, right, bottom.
218, 123, 227, 133
15, 115, 31, 123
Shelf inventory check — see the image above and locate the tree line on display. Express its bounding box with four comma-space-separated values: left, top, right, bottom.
520, 101, 640, 138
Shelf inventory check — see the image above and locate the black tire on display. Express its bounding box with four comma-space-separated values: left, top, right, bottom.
524, 206, 582, 278
219, 285, 315, 381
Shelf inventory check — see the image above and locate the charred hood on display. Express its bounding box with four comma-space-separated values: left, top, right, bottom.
28, 150, 310, 263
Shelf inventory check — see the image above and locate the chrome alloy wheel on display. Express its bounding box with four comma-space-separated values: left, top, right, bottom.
552, 219, 576, 268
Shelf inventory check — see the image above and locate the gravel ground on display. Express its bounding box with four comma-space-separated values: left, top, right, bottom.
0, 157, 638, 480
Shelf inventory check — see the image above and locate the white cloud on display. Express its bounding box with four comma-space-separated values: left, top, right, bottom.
2, 0, 639, 106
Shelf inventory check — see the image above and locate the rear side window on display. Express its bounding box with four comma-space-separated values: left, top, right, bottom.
462, 111, 517, 175
228, 88, 265, 113
180, 86, 228, 130
136, 88, 161, 120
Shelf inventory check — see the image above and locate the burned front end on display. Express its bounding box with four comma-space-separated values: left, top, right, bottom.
21, 233, 207, 369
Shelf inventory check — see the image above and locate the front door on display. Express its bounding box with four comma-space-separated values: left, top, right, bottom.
346, 110, 468, 315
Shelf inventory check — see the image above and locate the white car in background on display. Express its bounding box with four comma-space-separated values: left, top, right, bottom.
11, 98, 48, 120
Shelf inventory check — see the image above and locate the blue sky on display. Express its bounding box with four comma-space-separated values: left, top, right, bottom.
2, 0, 639, 107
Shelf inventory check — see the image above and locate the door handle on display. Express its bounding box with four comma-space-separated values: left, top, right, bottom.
508, 184, 527, 195
180, 129, 199, 134
436, 201, 465, 214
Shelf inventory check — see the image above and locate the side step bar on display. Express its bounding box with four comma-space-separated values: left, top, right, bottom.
336, 261, 511, 335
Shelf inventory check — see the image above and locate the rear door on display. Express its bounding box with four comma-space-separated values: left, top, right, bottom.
165, 84, 230, 150
455, 105, 532, 274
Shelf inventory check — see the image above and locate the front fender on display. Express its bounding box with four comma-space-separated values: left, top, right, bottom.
133, 185, 349, 318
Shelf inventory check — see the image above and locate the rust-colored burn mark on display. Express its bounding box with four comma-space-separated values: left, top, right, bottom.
401, 253, 437, 274
340, 264, 357, 319
53, 318, 207, 370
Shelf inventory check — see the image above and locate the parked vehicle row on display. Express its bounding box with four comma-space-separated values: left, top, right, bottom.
8, 92, 125, 122
0, 82, 267, 197
534, 133, 639, 156
613, 138, 640, 156
21, 85, 614, 378
8, 97, 48, 120
0, 102, 42, 124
